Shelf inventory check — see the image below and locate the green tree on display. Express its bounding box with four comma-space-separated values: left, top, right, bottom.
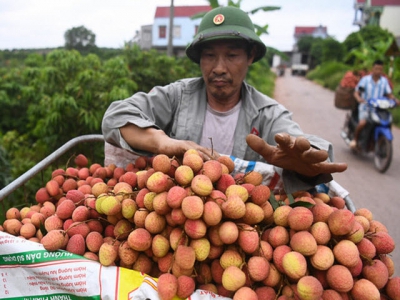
0, 144, 12, 189
343, 25, 394, 53
64, 26, 97, 54
309, 38, 324, 67
345, 35, 395, 70
297, 36, 322, 68
297, 36, 315, 54
298, 36, 345, 68
321, 38, 345, 62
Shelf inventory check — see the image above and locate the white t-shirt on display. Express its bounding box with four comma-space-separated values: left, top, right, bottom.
199, 100, 242, 155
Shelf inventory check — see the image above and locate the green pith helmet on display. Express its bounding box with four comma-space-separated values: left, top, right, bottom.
186, 6, 267, 64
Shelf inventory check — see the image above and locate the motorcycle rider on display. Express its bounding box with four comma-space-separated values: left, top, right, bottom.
350, 60, 399, 150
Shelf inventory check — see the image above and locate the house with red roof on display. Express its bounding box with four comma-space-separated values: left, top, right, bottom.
293, 26, 329, 46
286, 25, 329, 75
133, 5, 211, 56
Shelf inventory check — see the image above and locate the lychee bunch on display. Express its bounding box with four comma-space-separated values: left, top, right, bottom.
1, 151, 399, 300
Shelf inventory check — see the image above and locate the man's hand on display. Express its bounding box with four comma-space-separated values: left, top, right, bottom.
120, 124, 219, 161
156, 134, 219, 161
246, 133, 347, 177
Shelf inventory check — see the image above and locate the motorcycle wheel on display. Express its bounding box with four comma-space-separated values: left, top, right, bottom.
343, 113, 354, 138
374, 135, 393, 173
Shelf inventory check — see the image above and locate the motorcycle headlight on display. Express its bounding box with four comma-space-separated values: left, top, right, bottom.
376, 99, 390, 109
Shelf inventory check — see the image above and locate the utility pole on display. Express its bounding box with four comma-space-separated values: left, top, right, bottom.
167, 0, 174, 56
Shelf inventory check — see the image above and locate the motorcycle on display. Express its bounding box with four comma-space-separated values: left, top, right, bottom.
341, 96, 397, 173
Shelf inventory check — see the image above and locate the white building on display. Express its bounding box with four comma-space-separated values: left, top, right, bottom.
353, 0, 400, 43
135, 5, 211, 56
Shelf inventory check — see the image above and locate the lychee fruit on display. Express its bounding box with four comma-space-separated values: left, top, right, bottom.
151, 234, 170, 258
222, 265, 246, 292
237, 224, 259, 254
201, 159, 223, 183
219, 249, 243, 269
175, 245, 196, 270
327, 209, 355, 236
369, 231, 395, 254
361, 259, 389, 289
297, 275, 324, 300
176, 275, 196, 299
267, 225, 289, 248
326, 264, 354, 293
250, 184, 270, 206
166, 185, 187, 209
181, 195, 204, 219
310, 221, 331, 245
41, 229, 67, 251
350, 278, 380, 300
386, 276, 400, 300
247, 256, 270, 282
174, 165, 194, 186
233, 286, 258, 300
333, 239, 359, 268
242, 202, 264, 225
202, 200, 222, 226
215, 173, 235, 193
221, 195, 246, 219
218, 221, 239, 244
152, 154, 171, 174
282, 251, 307, 280
182, 153, 203, 173
290, 230, 318, 256
66, 234, 86, 256
190, 238, 210, 262
127, 228, 152, 251
310, 245, 335, 271
287, 206, 313, 231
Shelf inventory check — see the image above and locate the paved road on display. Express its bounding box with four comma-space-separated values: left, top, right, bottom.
273, 70, 400, 276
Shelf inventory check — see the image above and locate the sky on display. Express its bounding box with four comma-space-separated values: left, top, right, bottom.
0, 0, 360, 52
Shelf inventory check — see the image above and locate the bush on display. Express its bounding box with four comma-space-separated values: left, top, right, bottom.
247, 57, 275, 96
306, 61, 350, 90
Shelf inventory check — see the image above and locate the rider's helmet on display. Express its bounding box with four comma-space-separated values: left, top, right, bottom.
186, 6, 267, 64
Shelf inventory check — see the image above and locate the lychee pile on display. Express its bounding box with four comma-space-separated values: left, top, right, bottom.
1, 151, 399, 300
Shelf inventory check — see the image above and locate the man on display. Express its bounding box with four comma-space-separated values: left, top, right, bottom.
102, 6, 347, 193
351, 60, 398, 149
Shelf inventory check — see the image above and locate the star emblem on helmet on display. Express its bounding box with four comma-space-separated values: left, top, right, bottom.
213, 14, 225, 25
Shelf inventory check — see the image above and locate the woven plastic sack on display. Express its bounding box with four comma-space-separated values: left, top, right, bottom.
0, 231, 231, 300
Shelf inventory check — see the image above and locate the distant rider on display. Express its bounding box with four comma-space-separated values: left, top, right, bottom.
351, 60, 398, 150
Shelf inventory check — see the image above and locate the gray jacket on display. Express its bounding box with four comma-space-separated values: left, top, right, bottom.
102, 77, 333, 192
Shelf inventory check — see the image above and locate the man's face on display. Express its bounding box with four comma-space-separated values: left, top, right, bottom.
371, 64, 384, 78
199, 39, 255, 103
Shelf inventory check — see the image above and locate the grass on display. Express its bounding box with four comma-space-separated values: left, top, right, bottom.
307, 61, 352, 91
